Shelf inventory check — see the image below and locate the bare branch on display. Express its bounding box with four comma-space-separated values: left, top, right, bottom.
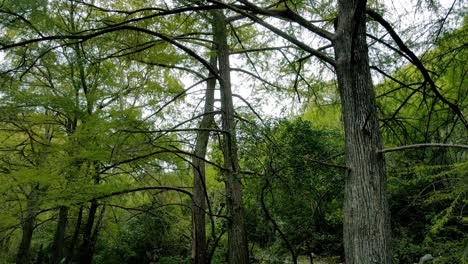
0, 25, 219, 78
231, 0, 334, 41
230, 45, 294, 54
366, 9, 468, 130
206, 0, 335, 67
95, 186, 192, 199
231, 68, 281, 89
379, 143, 468, 153
123, 127, 227, 134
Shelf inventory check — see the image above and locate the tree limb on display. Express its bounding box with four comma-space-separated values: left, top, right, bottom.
1, 25, 219, 78
366, 9, 468, 130
233, 0, 334, 41
379, 143, 468, 153
206, 0, 335, 67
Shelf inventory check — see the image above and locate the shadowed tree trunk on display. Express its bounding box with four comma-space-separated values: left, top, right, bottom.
213, 10, 249, 264
191, 52, 217, 263
51, 206, 69, 264
16, 186, 39, 264
79, 200, 99, 264
16, 212, 35, 264
78, 201, 106, 264
334, 0, 391, 263
86, 203, 107, 264
79, 163, 101, 264
66, 206, 83, 264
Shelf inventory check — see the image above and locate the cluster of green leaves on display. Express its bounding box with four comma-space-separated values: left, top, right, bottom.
388, 153, 467, 263
376, 20, 468, 264
94, 205, 191, 264
239, 118, 345, 261
0, 0, 466, 263
0, 0, 198, 262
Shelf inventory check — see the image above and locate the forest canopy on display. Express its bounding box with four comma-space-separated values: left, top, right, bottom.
0, 0, 466, 264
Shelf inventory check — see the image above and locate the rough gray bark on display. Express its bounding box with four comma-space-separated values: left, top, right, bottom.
191, 53, 217, 263
51, 206, 69, 264
213, 10, 249, 264
334, 0, 391, 263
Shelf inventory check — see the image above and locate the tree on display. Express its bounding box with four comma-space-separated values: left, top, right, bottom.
1, 2, 192, 262
1, 0, 466, 263
191, 51, 217, 264
207, 0, 391, 261
204, 1, 466, 262
333, 2, 392, 262
213, 10, 250, 263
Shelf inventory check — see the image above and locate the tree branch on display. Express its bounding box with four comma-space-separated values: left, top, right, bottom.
230, 45, 294, 54
1, 25, 219, 79
206, 0, 335, 67
233, 0, 334, 41
379, 143, 468, 153
366, 9, 468, 130
230, 68, 281, 90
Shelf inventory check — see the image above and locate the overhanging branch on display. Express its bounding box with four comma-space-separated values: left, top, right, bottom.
233, 0, 334, 41
366, 9, 468, 130
206, 0, 335, 67
1, 25, 219, 79
379, 143, 468, 153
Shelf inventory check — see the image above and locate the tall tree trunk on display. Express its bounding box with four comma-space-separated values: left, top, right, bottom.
191, 52, 217, 263
213, 11, 249, 264
66, 206, 83, 264
16, 187, 39, 264
79, 200, 99, 264
79, 164, 101, 264
51, 206, 69, 264
84, 203, 106, 264
16, 213, 35, 264
334, 1, 391, 263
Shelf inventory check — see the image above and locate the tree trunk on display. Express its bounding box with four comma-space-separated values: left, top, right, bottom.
66, 206, 83, 264
191, 52, 217, 263
213, 10, 249, 264
84, 203, 107, 264
16, 212, 35, 264
51, 206, 69, 264
79, 201, 99, 264
334, 1, 391, 263
79, 164, 101, 264
16, 187, 39, 264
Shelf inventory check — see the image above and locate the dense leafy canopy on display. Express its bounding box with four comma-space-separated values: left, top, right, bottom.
0, 0, 466, 264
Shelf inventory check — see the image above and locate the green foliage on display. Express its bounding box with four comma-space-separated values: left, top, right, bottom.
376, 21, 467, 147
0, 1, 466, 263
374, 21, 468, 263
241, 118, 345, 259
94, 208, 190, 264
389, 159, 467, 263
